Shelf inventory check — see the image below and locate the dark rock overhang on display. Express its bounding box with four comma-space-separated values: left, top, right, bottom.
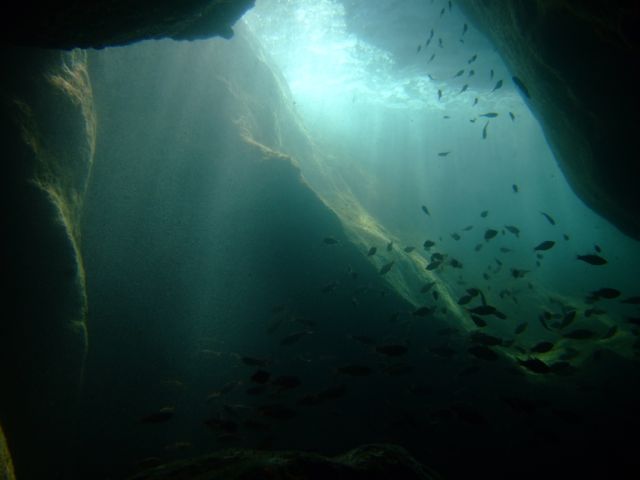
1, 0, 255, 49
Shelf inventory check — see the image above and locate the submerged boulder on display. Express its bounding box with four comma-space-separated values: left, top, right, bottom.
127, 444, 439, 480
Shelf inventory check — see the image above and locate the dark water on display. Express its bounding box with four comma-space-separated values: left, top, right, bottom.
68, 1, 640, 479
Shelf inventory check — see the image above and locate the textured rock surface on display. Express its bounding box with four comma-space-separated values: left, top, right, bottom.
0, 47, 92, 479
1, 0, 255, 49
457, 0, 640, 239
0, 424, 16, 480
127, 444, 439, 480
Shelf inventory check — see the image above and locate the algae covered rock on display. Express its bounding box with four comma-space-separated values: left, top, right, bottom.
127, 444, 439, 480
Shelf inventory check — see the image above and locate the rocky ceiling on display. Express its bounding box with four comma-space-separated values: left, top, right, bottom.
2, 0, 639, 239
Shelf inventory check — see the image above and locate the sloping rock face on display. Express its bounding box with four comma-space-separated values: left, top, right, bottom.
1, 0, 255, 49
457, 0, 640, 239
127, 444, 438, 480
0, 47, 93, 479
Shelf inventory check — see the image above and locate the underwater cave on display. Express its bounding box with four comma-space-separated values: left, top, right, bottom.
2, 1, 640, 479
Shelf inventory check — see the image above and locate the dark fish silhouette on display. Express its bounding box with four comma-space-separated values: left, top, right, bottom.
540, 212, 556, 225
413, 306, 435, 317
469, 345, 498, 361
375, 344, 408, 356
468, 305, 497, 316
367, 246, 377, 256
420, 282, 436, 293
468, 69, 475, 77
462, 23, 468, 36
563, 329, 596, 340
491, 79, 503, 92
534, 240, 555, 251
531, 341, 554, 353
505, 225, 520, 237
459, 84, 468, 94
451, 232, 461, 240
509, 112, 515, 121
467, 54, 477, 64
141, 406, 175, 424
482, 121, 489, 139
423, 239, 435, 249
470, 315, 487, 328
480, 210, 488, 218
458, 294, 472, 305
512, 76, 531, 98
518, 358, 551, 374
386, 241, 393, 252
251, 370, 270, 384
337, 364, 371, 376
379, 261, 395, 275
621, 296, 640, 304
403, 246, 415, 253
473, 97, 478, 106
422, 205, 430, 215
577, 254, 607, 265
484, 229, 498, 241
590, 287, 620, 299
453, 69, 465, 78
479, 112, 498, 118
512, 184, 519, 193
602, 326, 618, 339
416, 44, 422, 53
437, 151, 451, 157
514, 322, 528, 334
429, 53, 436, 63
490, 69, 494, 80
323, 236, 339, 245
594, 244, 602, 253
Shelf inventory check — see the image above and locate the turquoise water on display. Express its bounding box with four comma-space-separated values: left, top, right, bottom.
70, 1, 640, 479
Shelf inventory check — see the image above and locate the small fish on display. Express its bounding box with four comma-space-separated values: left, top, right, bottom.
475, 244, 483, 252
403, 246, 415, 253
590, 287, 621, 299
386, 241, 393, 252
450, 258, 463, 268
280, 330, 312, 346
512, 184, 519, 193
375, 344, 408, 356
472, 97, 478, 106
468, 69, 475, 77
602, 326, 618, 339
558, 310, 577, 329
490, 69, 494, 80
426, 261, 442, 271
480, 210, 488, 218
440, 7, 445, 17
451, 232, 461, 241
462, 23, 468, 36
438, 37, 443, 48
505, 225, 520, 237
576, 254, 607, 266
458, 294, 472, 305
563, 329, 596, 340
323, 236, 339, 245
459, 84, 468, 94
530, 341, 554, 353
500, 247, 512, 253
470, 315, 487, 328
241, 356, 270, 367
484, 229, 498, 241
491, 79, 503, 92
563, 233, 570, 241
420, 282, 436, 293
468, 345, 498, 361
367, 246, 377, 256
416, 44, 422, 53
272, 375, 301, 390
453, 69, 465, 78
379, 261, 395, 275
467, 54, 477, 64
251, 370, 271, 384
518, 358, 551, 374
468, 305, 497, 316
421, 205, 430, 216
509, 112, 516, 121
140, 406, 175, 424
594, 244, 602, 253
621, 296, 640, 304
512, 76, 530, 98
429, 53, 436, 63
534, 240, 555, 251
585, 307, 606, 317
437, 151, 451, 157
511, 268, 529, 279
540, 211, 556, 225
479, 112, 498, 118
423, 239, 435, 249
258, 404, 296, 420
413, 306, 435, 317
482, 121, 489, 139
514, 322, 528, 334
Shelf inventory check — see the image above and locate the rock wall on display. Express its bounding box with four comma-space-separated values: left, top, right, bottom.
0, 48, 93, 478
457, 0, 640, 239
